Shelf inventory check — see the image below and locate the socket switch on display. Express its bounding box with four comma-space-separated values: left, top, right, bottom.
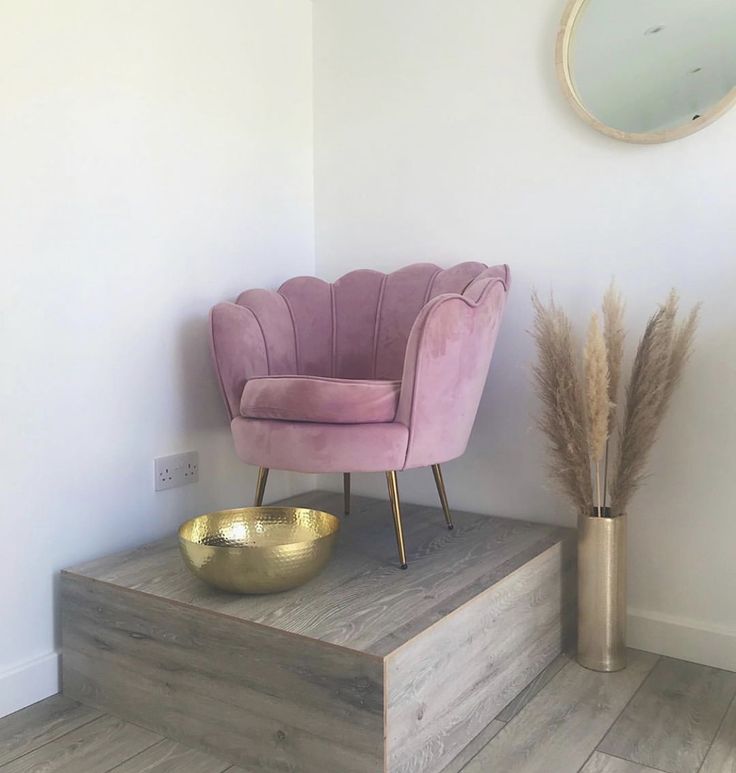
154, 451, 199, 491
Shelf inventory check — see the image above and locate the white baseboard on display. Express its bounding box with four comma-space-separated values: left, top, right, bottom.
0, 651, 60, 719
628, 608, 736, 672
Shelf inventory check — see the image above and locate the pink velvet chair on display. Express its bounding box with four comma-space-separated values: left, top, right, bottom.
210, 262, 510, 568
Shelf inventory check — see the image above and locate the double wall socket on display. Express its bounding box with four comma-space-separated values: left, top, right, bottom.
154, 451, 199, 491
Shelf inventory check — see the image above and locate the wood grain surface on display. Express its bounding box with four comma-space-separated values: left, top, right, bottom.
0, 694, 101, 767
461, 650, 658, 773
496, 652, 571, 722
64, 491, 571, 656
62, 573, 383, 773
61, 491, 575, 773
580, 751, 663, 772
7, 655, 736, 773
439, 720, 505, 773
0, 714, 158, 772
387, 540, 575, 773
700, 695, 736, 773
109, 738, 232, 773
599, 656, 736, 773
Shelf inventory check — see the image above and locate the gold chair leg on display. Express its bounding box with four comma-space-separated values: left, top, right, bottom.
254, 466, 269, 507
343, 473, 351, 515
386, 471, 408, 569
432, 464, 454, 530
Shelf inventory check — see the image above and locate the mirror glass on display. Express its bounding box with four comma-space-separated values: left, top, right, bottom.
566, 0, 736, 136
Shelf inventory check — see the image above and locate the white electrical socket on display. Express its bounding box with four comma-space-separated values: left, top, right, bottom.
154, 451, 199, 491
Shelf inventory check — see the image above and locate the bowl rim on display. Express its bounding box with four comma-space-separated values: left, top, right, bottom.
178, 506, 341, 550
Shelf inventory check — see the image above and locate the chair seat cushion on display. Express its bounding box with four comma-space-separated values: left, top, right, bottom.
240, 375, 401, 424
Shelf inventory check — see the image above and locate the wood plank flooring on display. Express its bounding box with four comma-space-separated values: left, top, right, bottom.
462, 650, 659, 773
0, 698, 245, 772
440, 720, 506, 773
580, 753, 663, 772
699, 694, 736, 773
109, 739, 234, 773
0, 694, 101, 766
495, 651, 570, 722
4, 651, 735, 772
0, 714, 158, 773
599, 656, 736, 773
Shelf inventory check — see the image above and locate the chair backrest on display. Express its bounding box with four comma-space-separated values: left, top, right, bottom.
235, 262, 509, 381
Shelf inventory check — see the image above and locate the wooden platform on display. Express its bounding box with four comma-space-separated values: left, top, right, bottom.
60, 490, 576, 773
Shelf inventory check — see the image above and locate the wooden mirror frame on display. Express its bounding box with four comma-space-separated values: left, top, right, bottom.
555, 0, 736, 144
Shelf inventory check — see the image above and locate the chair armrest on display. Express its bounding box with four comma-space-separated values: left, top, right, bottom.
209, 302, 269, 419
397, 277, 508, 469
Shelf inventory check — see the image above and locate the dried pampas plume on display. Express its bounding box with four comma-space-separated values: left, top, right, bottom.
610, 291, 698, 514
584, 313, 609, 462
659, 303, 700, 423
531, 284, 699, 518
531, 294, 593, 515
602, 282, 625, 431
584, 313, 609, 511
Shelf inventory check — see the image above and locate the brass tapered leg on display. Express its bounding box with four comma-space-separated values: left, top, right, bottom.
343, 473, 351, 515
432, 464, 454, 530
253, 466, 269, 507
386, 471, 408, 569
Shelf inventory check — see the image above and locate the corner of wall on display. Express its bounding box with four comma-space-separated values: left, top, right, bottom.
0, 652, 60, 719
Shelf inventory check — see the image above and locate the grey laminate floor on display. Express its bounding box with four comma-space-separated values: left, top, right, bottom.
2, 652, 734, 772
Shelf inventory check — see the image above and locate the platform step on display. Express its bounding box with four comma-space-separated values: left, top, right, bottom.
61, 490, 576, 773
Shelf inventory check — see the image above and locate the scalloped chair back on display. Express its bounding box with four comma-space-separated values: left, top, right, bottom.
210, 261, 510, 568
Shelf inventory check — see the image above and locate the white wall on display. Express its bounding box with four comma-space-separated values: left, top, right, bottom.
3, 0, 734, 719
313, 0, 736, 670
0, 0, 314, 717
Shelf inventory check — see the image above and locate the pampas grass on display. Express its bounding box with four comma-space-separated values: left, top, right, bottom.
660, 304, 700, 423
531, 286, 699, 518
584, 313, 609, 513
610, 293, 700, 514
531, 294, 592, 514
602, 282, 625, 429
601, 283, 625, 507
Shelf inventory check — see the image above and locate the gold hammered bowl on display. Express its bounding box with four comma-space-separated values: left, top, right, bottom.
178, 507, 340, 594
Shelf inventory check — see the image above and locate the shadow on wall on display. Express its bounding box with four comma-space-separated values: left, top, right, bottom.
176, 314, 228, 435
52, 572, 63, 657
175, 310, 311, 506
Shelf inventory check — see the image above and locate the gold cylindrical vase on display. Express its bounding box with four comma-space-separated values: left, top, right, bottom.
577, 512, 627, 672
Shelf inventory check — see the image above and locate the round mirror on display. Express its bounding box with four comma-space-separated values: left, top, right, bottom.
556, 0, 736, 143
